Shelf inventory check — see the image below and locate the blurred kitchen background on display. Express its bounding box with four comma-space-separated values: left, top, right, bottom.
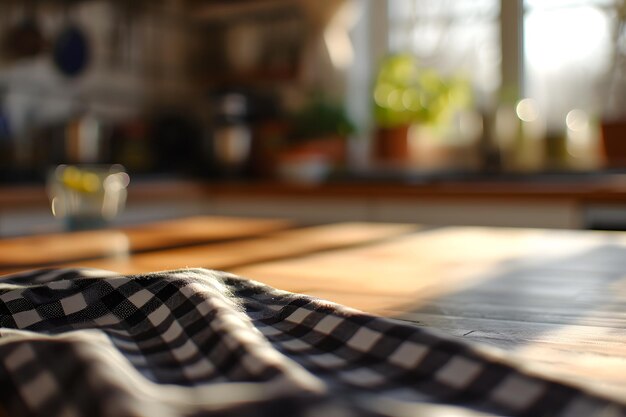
2, 0, 626, 235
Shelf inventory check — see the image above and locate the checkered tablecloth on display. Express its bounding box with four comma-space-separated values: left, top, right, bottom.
0, 268, 623, 417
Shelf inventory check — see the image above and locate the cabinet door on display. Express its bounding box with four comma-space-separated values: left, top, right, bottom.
373, 199, 581, 229
211, 196, 371, 224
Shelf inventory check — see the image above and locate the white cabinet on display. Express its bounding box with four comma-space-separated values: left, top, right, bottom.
207, 195, 583, 229
373, 199, 581, 229
0, 185, 588, 236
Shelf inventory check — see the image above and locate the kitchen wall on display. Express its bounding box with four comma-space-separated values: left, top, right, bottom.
0, 0, 357, 182
0, 0, 197, 123
2, 0, 619, 185
0, 0, 209, 180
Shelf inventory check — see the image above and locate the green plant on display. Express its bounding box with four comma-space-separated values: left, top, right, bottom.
289, 96, 355, 142
372, 54, 472, 129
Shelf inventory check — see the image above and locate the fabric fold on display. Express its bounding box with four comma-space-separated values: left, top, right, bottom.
0, 268, 624, 417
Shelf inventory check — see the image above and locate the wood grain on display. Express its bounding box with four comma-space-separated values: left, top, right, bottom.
2, 218, 626, 401
49, 222, 419, 275
0, 216, 292, 271
234, 226, 626, 400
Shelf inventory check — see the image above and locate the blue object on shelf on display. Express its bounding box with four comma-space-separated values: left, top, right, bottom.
53, 25, 89, 77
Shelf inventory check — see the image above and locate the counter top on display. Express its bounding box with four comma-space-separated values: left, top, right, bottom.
1, 215, 626, 402
5, 173, 626, 210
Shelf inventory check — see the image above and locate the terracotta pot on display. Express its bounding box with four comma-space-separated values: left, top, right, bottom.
601, 119, 626, 168
250, 120, 290, 178
374, 125, 410, 163
286, 135, 347, 166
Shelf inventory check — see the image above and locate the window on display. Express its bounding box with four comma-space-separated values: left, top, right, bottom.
524, 0, 617, 127
387, 0, 501, 97
386, 0, 623, 126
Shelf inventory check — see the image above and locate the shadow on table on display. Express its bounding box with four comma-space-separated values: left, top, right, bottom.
393, 243, 626, 351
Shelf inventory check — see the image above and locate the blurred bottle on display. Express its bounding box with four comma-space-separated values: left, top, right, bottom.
211, 93, 252, 177
493, 102, 519, 171
493, 98, 548, 172
110, 119, 153, 174
65, 114, 110, 164
514, 98, 546, 172
565, 109, 601, 170
477, 106, 502, 174
544, 128, 568, 170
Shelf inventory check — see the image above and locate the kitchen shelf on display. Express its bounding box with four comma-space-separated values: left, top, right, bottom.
189, 0, 298, 22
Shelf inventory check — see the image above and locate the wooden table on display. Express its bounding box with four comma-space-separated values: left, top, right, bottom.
1, 216, 626, 402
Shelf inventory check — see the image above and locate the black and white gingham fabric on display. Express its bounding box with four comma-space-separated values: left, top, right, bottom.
0, 268, 623, 417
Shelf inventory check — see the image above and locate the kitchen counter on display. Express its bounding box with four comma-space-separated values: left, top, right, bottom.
5, 173, 626, 206
1, 215, 626, 403
5, 174, 626, 234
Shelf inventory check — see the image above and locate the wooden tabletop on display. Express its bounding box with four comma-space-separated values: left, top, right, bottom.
1, 216, 626, 402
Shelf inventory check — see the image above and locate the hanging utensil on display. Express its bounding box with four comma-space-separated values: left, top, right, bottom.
52, 0, 90, 77
2, 0, 46, 61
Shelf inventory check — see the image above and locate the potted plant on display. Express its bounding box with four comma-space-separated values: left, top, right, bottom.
372, 54, 473, 166
372, 54, 423, 163
276, 95, 355, 183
